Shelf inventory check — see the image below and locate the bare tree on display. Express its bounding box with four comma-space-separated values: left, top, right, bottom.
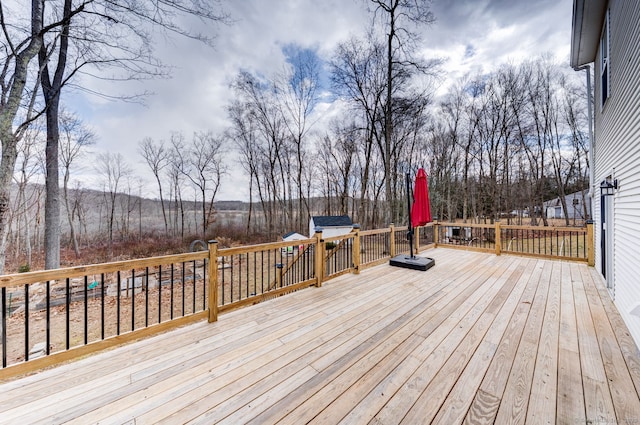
97, 152, 130, 249
227, 100, 261, 235
230, 71, 289, 236
319, 121, 359, 216
0, 0, 46, 274
180, 132, 225, 236
561, 74, 591, 221
11, 124, 44, 267
278, 47, 321, 230
168, 132, 188, 238
59, 111, 94, 257
139, 137, 170, 235
368, 0, 439, 223
70, 181, 89, 244
330, 35, 386, 226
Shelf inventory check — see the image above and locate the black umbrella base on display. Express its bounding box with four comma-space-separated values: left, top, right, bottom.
389, 255, 435, 271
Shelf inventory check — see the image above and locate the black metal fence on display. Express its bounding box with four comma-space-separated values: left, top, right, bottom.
501, 226, 587, 259
324, 236, 354, 279
436, 224, 497, 251
360, 230, 391, 266
217, 241, 316, 307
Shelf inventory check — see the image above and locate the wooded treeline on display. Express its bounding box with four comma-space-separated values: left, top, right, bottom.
1, 54, 590, 272
1, 0, 589, 274
0, 0, 228, 273
224, 55, 589, 237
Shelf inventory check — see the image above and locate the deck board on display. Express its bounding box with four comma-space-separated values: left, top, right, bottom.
493, 256, 551, 425
572, 263, 617, 423
526, 260, 561, 424
556, 261, 586, 424
1, 248, 640, 424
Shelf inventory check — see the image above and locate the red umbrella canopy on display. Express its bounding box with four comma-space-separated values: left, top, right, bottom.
411, 168, 432, 227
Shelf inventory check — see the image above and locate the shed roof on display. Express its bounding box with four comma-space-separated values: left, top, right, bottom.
312, 215, 353, 227
283, 231, 305, 239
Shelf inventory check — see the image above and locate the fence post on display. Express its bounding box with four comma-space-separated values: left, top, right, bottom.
207, 240, 219, 323
352, 225, 361, 274
389, 223, 396, 257
315, 230, 324, 287
415, 226, 420, 254
586, 220, 595, 266
434, 221, 439, 248
495, 221, 502, 256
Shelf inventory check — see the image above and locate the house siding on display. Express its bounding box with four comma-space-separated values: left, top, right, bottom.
593, 0, 640, 345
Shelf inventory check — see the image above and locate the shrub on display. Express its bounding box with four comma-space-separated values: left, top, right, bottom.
325, 241, 337, 250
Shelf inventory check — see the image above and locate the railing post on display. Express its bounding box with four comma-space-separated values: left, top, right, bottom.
415, 226, 420, 254
389, 223, 396, 257
276, 263, 283, 288
495, 221, 502, 256
352, 225, 361, 274
207, 240, 219, 323
586, 220, 595, 266
315, 230, 324, 287
434, 221, 439, 247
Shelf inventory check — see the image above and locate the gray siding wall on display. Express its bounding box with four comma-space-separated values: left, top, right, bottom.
593, 0, 640, 346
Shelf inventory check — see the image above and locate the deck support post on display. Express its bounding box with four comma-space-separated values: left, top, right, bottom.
495, 221, 502, 256
315, 230, 324, 287
352, 225, 361, 274
586, 220, 595, 266
415, 226, 420, 254
207, 240, 219, 323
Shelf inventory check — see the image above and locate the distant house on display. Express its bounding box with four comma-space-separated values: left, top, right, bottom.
309, 215, 353, 238
543, 190, 591, 221
571, 0, 640, 345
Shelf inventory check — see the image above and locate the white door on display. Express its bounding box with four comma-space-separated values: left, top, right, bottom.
601, 193, 614, 292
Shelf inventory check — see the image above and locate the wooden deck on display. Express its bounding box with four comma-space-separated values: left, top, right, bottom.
1, 249, 640, 424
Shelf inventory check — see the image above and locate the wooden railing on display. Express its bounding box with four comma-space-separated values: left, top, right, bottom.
0, 221, 593, 378
434, 221, 593, 262
0, 251, 209, 378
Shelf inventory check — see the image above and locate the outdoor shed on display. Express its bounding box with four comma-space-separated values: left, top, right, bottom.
282, 231, 307, 242
544, 190, 591, 221
309, 215, 354, 238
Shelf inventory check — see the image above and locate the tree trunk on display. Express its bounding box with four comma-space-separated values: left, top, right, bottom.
0, 0, 44, 274
384, 13, 395, 224
154, 173, 168, 235
40, 0, 72, 269
43, 102, 61, 269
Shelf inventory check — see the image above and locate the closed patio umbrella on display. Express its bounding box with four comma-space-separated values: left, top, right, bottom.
411, 168, 432, 227
389, 169, 435, 271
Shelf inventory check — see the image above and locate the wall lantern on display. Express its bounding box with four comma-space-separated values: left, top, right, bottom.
600, 177, 618, 196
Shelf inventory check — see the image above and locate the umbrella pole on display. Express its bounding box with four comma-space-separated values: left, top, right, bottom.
406, 172, 414, 259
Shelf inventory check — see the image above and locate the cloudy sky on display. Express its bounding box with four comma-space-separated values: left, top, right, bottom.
68, 0, 574, 201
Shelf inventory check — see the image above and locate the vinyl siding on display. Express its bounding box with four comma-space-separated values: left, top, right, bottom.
593, 0, 640, 346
